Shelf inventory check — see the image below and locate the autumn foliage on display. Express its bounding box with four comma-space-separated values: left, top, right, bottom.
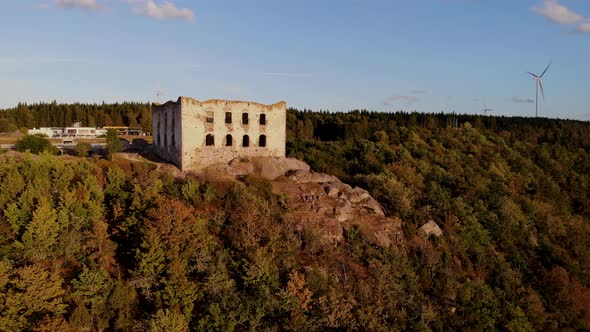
0, 108, 588, 330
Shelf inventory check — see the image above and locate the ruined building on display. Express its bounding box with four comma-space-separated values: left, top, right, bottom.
152, 96, 287, 171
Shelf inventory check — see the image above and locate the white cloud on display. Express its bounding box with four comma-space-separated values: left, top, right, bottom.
576, 22, 590, 33
43, 0, 197, 23
386, 95, 419, 104
55, 0, 102, 10
533, 0, 583, 25
512, 96, 535, 104
532, 0, 590, 33
128, 0, 195, 22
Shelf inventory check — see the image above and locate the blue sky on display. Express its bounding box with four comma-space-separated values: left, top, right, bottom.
1, 0, 589, 120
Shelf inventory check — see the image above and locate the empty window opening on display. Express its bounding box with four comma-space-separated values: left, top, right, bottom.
206, 111, 214, 123
206, 134, 214, 146
242, 135, 250, 147
260, 113, 266, 125
242, 113, 249, 125
259, 135, 267, 147
225, 112, 232, 124
226, 134, 233, 146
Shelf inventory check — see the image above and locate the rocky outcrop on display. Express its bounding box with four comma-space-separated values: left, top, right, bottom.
287, 170, 386, 217
204, 156, 310, 180
201, 156, 402, 248
273, 168, 400, 247
287, 170, 338, 184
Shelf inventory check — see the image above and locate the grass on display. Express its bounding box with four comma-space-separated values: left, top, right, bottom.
0, 137, 19, 144
120, 135, 153, 143
0, 134, 152, 145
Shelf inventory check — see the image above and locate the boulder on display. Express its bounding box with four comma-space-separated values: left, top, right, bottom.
349, 187, 371, 204
287, 170, 339, 184
282, 158, 310, 172
420, 220, 443, 238
335, 200, 353, 222
228, 157, 310, 180
362, 198, 385, 217
259, 159, 285, 180
341, 184, 353, 193
323, 184, 340, 198
204, 164, 249, 178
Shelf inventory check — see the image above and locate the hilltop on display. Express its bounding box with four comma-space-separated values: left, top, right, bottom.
0, 106, 589, 330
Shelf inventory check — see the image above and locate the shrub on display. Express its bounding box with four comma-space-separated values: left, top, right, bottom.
14, 134, 58, 155
75, 142, 93, 157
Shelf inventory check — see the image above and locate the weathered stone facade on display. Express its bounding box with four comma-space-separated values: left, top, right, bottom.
152, 96, 286, 171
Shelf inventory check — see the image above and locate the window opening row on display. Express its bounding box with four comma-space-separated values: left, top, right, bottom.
206, 134, 266, 147
215, 112, 266, 125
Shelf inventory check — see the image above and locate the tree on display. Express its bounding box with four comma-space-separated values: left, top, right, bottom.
149, 309, 189, 332
14, 134, 58, 155
0, 118, 18, 133
0, 263, 67, 331
74, 142, 93, 157
106, 129, 122, 160
283, 271, 313, 329
133, 198, 215, 320
72, 266, 115, 330
457, 279, 501, 330
302, 118, 314, 139
21, 197, 60, 262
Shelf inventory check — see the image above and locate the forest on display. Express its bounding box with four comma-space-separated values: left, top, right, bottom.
0, 102, 589, 331
0, 102, 151, 132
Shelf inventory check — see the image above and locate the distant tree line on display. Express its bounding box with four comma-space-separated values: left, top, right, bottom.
0, 101, 152, 132
287, 108, 590, 148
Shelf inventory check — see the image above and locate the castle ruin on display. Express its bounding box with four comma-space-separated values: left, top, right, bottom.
152, 96, 287, 171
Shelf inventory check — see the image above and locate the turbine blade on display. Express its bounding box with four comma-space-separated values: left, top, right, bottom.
528, 72, 539, 78
539, 80, 545, 101
540, 62, 551, 78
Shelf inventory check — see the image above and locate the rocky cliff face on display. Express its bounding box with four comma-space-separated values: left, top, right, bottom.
203, 157, 404, 248
274, 170, 402, 248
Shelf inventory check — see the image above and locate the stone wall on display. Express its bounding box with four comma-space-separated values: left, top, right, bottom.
152, 96, 286, 171
152, 100, 182, 169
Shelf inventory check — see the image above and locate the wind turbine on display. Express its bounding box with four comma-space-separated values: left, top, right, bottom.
528, 62, 551, 117
155, 82, 165, 104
